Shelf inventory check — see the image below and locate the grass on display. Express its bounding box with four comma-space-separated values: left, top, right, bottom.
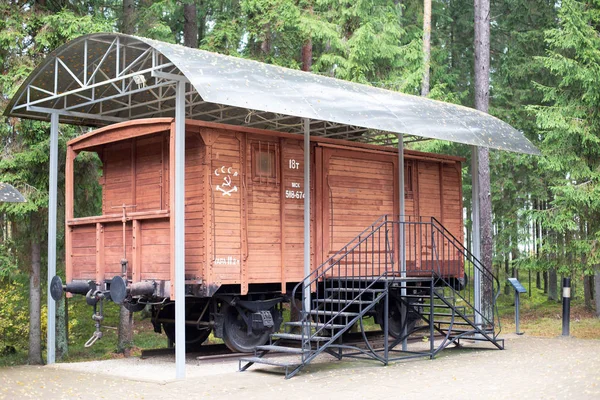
2, 283, 599, 368
496, 285, 600, 339
57, 297, 168, 363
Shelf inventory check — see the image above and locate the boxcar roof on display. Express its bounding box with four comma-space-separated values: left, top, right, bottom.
69, 118, 465, 163
6, 33, 539, 155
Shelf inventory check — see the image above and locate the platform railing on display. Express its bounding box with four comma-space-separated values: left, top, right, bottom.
430, 217, 502, 337
291, 215, 502, 351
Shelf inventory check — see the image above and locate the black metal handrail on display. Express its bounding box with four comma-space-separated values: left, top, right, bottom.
290, 214, 503, 352
290, 215, 391, 313
430, 217, 502, 336
291, 215, 394, 350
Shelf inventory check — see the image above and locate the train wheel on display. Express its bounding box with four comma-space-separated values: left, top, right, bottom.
159, 303, 211, 348
221, 303, 272, 353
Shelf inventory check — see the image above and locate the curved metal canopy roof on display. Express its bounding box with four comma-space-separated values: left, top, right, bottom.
5, 33, 539, 155
0, 183, 26, 203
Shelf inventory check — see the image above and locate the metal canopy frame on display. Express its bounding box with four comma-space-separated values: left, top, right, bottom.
7, 33, 539, 155
5, 33, 539, 380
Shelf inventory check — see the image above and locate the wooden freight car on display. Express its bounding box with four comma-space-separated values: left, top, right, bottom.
61, 117, 464, 352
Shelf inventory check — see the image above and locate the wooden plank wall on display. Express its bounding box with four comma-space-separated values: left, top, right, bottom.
140, 219, 170, 281
135, 135, 163, 211
69, 120, 464, 293
246, 135, 282, 285
184, 132, 205, 280
102, 141, 133, 212
280, 139, 307, 285
70, 225, 95, 280
209, 131, 242, 284
323, 149, 396, 256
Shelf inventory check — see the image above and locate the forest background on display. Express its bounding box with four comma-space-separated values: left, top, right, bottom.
1, 0, 600, 364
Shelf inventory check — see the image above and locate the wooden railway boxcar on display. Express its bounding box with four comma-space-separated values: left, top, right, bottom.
63, 117, 464, 351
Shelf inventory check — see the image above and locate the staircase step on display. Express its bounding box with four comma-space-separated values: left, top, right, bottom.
239, 357, 301, 368
445, 328, 495, 334
309, 310, 359, 317
285, 321, 347, 330
325, 288, 385, 294
272, 333, 331, 341
315, 298, 373, 305
421, 304, 464, 309
256, 345, 308, 354
434, 320, 474, 326
432, 312, 474, 318
402, 294, 435, 298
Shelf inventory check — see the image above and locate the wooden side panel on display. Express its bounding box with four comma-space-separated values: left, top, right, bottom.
135, 135, 164, 212
210, 132, 242, 284
65, 146, 75, 287
416, 160, 441, 269
102, 142, 133, 212
184, 131, 205, 279
102, 222, 132, 280
246, 136, 282, 284
417, 160, 442, 219
70, 225, 96, 280
95, 223, 105, 284
140, 219, 171, 281
281, 139, 307, 284
439, 161, 464, 276
442, 162, 463, 239
132, 220, 141, 283
324, 150, 395, 253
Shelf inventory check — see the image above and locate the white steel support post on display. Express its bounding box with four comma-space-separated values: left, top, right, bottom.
47, 113, 59, 365
303, 118, 311, 316
398, 134, 407, 351
471, 146, 482, 326
174, 80, 186, 379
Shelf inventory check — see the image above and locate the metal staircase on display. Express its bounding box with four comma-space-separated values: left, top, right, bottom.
239, 216, 503, 378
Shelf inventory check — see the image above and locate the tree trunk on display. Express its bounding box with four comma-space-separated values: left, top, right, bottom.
301, 39, 313, 72
474, 0, 492, 318
117, 306, 133, 357
478, 147, 493, 313
122, 0, 135, 35
183, 2, 198, 48
198, 1, 206, 44
29, 239, 43, 365
594, 269, 600, 317
584, 275, 593, 311
548, 267, 558, 301
260, 24, 271, 57
56, 296, 68, 360
421, 0, 432, 96
504, 252, 510, 295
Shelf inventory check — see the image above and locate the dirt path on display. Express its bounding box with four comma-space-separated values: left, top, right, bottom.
1, 335, 599, 399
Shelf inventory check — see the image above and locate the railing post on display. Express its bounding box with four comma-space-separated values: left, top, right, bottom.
384, 281, 389, 364
429, 277, 434, 358
471, 147, 483, 327
398, 134, 407, 351
302, 118, 311, 339
47, 112, 59, 365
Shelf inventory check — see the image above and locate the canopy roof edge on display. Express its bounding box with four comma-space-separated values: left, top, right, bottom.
5, 33, 540, 155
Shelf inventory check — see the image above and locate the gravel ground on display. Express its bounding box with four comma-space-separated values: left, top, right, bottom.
1, 334, 599, 399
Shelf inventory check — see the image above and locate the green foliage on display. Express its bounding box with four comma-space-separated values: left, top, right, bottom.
1, 0, 600, 366
0, 279, 31, 351
35, 10, 114, 51
527, 0, 600, 275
